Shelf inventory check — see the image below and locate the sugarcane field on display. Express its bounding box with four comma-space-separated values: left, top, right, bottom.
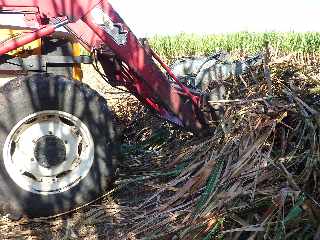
0, 32, 318, 239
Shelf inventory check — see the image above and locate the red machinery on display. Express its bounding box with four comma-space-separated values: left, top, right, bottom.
0, 0, 211, 130
0, 0, 214, 217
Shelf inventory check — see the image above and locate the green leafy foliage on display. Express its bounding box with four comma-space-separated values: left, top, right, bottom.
149, 32, 320, 61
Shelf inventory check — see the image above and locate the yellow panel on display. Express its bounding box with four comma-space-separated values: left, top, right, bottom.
72, 42, 81, 57
0, 28, 84, 81
0, 29, 41, 56
72, 42, 83, 81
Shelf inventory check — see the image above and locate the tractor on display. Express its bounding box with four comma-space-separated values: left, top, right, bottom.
0, 0, 234, 218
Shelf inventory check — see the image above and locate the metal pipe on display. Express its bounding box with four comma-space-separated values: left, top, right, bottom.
149, 48, 200, 106
53, 19, 69, 29
0, 19, 69, 56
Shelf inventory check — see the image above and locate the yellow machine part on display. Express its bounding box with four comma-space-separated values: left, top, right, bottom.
0, 28, 83, 81
0, 28, 41, 56
71, 42, 83, 81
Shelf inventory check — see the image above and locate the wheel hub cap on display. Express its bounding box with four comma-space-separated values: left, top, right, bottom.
34, 135, 66, 168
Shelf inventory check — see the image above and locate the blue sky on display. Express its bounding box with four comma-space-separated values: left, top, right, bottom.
109, 0, 320, 36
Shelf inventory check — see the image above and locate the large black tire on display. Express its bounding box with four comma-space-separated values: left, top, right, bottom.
0, 74, 116, 218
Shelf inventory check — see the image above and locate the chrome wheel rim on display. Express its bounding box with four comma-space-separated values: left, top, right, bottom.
3, 110, 94, 195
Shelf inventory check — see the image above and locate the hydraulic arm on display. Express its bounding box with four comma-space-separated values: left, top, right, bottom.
0, 0, 213, 131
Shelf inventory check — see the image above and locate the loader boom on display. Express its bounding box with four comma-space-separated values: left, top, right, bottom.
0, 0, 210, 130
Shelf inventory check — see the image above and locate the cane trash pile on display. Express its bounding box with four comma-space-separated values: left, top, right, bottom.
2, 52, 320, 240
119, 52, 320, 239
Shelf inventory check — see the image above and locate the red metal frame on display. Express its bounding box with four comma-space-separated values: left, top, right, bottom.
0, 0, 208, 130
0, 24, 56, 55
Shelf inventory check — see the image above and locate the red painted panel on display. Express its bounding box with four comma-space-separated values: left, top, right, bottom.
0, 0, 101, 20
